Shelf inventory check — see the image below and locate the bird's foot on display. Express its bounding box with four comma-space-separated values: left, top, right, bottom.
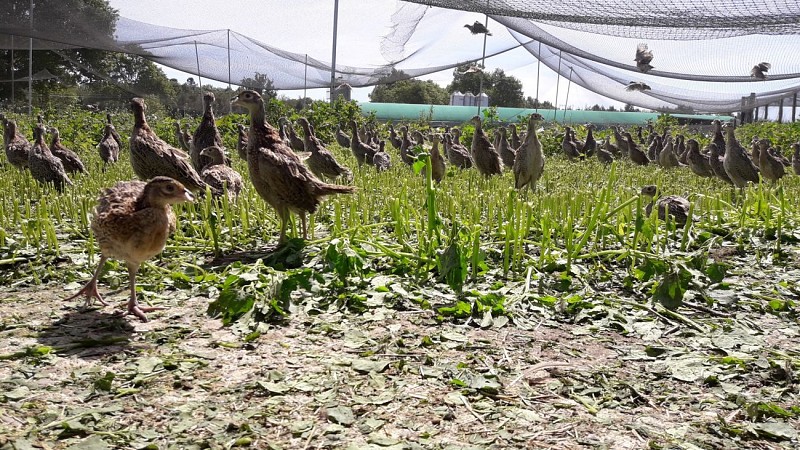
124, 298, 165, 323
64, 279, 109, 308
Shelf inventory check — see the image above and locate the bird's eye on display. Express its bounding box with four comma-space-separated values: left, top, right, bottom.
165, 184, 175, 192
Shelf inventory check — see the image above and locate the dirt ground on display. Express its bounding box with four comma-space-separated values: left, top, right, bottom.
0, 281, 798, 450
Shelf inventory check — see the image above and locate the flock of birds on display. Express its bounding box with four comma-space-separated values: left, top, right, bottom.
3, 87, 800, 321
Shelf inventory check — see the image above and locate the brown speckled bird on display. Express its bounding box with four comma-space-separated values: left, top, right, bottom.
634, 43, 654, 73
232, 90, 356, 243
64, 177, 194, 322
792, 143, 800, 176
28, 124, 72, 192
349, 120, 377, 167
686, 139, 714, 178
708, 143, 733, 185
513, 113, 545, 192
443, 133, 473, 169
129, 97, 207, 193
723, 123, 759, 189
236, 124, 249, 160
200, 145, 244, 200
470, 116, 501, 177
625, 132, 649, 166
335, 123, 351, 149
496, 127, 515, 169
297, 117, 352, 182
48, 127, 87, 175
3, 119, 31, 170
641, 185, 690, 226
758, 141, 786, 183
427, 133, 446, 183
98, 114, 121, 167
373, 140, 392, 172
191, 92, 225, 172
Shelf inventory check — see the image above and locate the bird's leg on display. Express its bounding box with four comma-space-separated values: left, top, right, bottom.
124, 263, 164, 322
300, 212, 308, 240
277, 210, 289, 245
64, 256, 110, 307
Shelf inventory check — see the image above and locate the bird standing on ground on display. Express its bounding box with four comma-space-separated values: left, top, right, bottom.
192, 92, 225, 172
64, 177, 194, 322
129, 98, 207, 193
561, 127, 582, 161
349, 120, 377, 167
335, 123, 351, 149
751, 62, 771, 80
236, 124, 249, 160
98, 114, 121, 167
297, 117, 352, 182
4, 119, 31, 170
686, 139, 714, 178
581, 124, 597, 157
723, 123, 760, 189
200, 146, 244, 200
427, 133, 446, 183
497, 127, 516, 169
625, 132, 650, 166
470, 116, 502, 177
640, 185, 690, 226
443, 133, 473, 169
232, 90, 356, 243
635, 43, 654, 73
758, 141, 786, 183
373, 140, 392, 172
28, 123, 72, 192
791, 143, 800, 176
708, 143, 733, 185
464, 21, 491, 35
48, 127, 87, 175
513, 113, 545, 192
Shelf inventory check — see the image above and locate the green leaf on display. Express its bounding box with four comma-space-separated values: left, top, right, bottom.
93, 372, 115, 392
652, 267, 692, 310
438, 241, 467, 294
326, 406, 355, 425
705, 262, 729, 283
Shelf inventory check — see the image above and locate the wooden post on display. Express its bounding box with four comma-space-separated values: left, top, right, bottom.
763, 103, 768, 121
778, 97, 784, 123
754, 106, 759, 122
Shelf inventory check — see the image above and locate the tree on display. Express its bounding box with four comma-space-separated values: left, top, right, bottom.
369, 69, 449, 105
525, 97, 554, 109
239, 72, 277, 99
447, 66, 525, 107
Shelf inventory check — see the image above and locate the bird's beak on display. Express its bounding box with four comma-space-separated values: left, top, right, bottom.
183, 189, 195, 202
230, 94, 240, 104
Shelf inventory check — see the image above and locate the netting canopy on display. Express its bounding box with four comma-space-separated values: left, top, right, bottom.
1, 0, 799, 113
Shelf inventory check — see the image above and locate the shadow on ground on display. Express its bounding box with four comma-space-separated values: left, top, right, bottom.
37, 309, 135, 359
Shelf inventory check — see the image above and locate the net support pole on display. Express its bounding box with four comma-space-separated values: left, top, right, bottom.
28, 0, 33, 115
535, 41, 541, 112
194, 40, 203, 107
476, 4, 489, 117
10, 35, 14, 104
793, 92, 797, 123
754, 105, 759, 122
227, 29, 232, 113
763, 103, 768, 121
553, 50, 562, 124
563, 67, 573, 123
778, 97, 784, 123
330, 0, 339, 103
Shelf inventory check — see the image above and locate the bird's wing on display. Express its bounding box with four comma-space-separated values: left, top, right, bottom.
256, 147, 318, 210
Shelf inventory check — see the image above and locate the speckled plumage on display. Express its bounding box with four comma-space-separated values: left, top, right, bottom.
708, 143, 733, 185
792, 143, 800, 176
759, 142, 786, 183
497, 127, 516, 169
200, 146, 244, 200
641, 185, 690, 226
427, 133, 446, 183
48, 127, 87, 174
129, 97, 206, 193
513, 113, 545, 192
98, 114, 121, 166
4, 119, 31, 169
723, 124, 760, 188
28, 124, 72, 192
191, 92, 225, 172
65, 177, 194, 321
686, 139, 714, 178
349, 120, 376, 167
443, 133, 473, 169
470, 116, 501, 177
372, 140, 391, 172
297, 117, 352, 182
232, 90, 356, 243
236, 124, 249, 160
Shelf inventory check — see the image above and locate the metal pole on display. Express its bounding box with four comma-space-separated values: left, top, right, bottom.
28, 0, 33, 115
10, 35, 14, 104
476, 6, 490, 116
330, 0, 339, 103
563, 67, 573, 122
535, 41, 541, 112
194, 40, 202, 108
763, 103, 768, 121
227, 29, 232, 113
778, 97, 784, 123
553, 50, 562, 123
303, 54, 308, 104
793, 92, 797, 122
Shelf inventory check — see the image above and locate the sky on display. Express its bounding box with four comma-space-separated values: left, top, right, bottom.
106, 0, 627, 110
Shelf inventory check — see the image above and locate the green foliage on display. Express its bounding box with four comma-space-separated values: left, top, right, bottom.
370, 69, 449, 105
447, 67, 525, 107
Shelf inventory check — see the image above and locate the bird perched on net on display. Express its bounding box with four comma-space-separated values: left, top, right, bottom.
513, 113, 545, 192
47, 126, 87, 175
443, 133, 473, 169
192, 92, 225, 172
470, 116, 502, 177
297, 117, 352, 182
758, 141, 786, 183
626, 81, 651, 92
792, 143, 800, 176
129, 97, 207, 193
3, 119, 31, 170
373, 140, 392, 172
634, 43, 653, 73
200, 145, 244, 200
335, 123, 351, 149
640, 185, 690, 226
349, 120, 377, 167
751, 62, 771, 80
98, 114, 121, 167
686, 139, 714, 177
427, 133, 446, 183
65, 177, 194, 322
232, 90, 356, 243
464, 20, 491, 35
497, 127, 516, 169
723, 123, 760, 189
457, 64, 484, 75
29, 122, 72, 192
633, 42, 653, 73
